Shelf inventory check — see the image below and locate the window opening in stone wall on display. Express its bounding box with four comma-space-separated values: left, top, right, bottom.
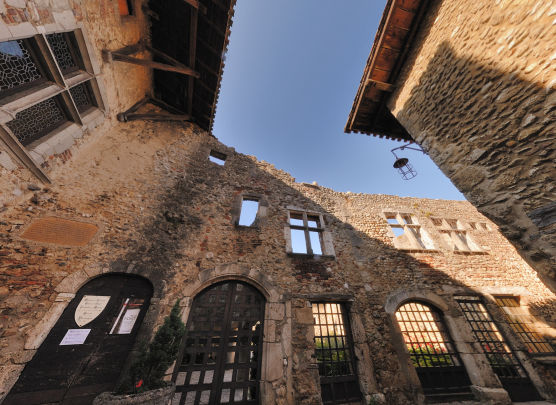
395, 301, 471, 395
209, 150, 226, 165
119, 0, 134, 16
494, 296, 554, 353
455, 296, 541, 402
70, 81, 95, 113
289, 211, 323, 255
238, 198, 259, 226
312, 302, 361, 404
6, 96, 69, 146
0, 39, 47, 100
385, 213, 434, 250
432, 218, 480, 252
46, 32, 80, 75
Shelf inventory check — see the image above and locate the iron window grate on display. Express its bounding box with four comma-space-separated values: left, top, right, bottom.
494, 296, 554, 353
0, 39, 45, 98
456, 297, 525, 377
46, 33, 79, 74
70, 82, 94, 113
312, 302, 361, 405
6, 96, 67, 146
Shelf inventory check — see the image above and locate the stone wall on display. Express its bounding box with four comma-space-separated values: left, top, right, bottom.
0, 119, 555, 403
387, 0, 556, 292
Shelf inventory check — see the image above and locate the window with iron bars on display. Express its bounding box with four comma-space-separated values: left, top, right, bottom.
494, 296, 554, 353
312, 302, 361, 405
0, 30, 104, 181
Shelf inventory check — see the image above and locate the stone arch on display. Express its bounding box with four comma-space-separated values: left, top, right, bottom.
384, 288, 449, 315
182, 263, 281, 303
25, 270, 157, 351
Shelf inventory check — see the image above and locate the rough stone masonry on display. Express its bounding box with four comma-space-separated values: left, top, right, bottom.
0, 120, 555, 404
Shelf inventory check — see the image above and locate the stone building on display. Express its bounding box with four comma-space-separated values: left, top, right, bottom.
0, 1, 555, 405
345, 0, 556, 293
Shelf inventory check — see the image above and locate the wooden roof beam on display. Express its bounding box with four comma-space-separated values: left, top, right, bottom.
183, 0, 207, 14
366, 79, 395, 92
188, 7, 199, 115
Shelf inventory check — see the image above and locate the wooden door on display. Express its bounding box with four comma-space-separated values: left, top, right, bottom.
4, 274, 152, 405
172, 281, 265, 405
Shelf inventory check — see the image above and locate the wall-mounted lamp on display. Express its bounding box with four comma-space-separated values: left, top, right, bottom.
391, 142, 426, 180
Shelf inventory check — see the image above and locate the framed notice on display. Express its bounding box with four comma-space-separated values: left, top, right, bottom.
110, 298, 144, 334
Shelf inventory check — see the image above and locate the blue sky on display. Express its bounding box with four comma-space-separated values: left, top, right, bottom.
212, 0, 464, 201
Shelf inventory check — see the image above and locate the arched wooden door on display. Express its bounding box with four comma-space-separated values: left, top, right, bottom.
173, 281, 265, 405
4, 274, 153, 405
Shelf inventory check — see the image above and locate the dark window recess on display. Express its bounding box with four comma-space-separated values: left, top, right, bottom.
494, 296, 554, 353
46, 32, 79, 74
6, 96, 67, 146
238, 198, 259, 226
119, 0, 134, 16
174, 282, 264, 405
70, 82, 93, 113
0, 39, 45, 98
456, 297, 541, 402
209, 150, 226, 165
312, 302, 361, 405
395, 301, 471, 395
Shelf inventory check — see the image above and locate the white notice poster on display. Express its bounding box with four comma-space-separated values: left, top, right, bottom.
74, 295, 111, 327
60, 329, 91, 345
116, 308, 141, 334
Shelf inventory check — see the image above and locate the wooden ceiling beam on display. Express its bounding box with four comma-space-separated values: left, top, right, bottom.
183, 0, 207, 14
188, 8, 199, 115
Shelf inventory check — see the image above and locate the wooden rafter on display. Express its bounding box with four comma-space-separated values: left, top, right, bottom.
188, 7, 199, 115
102, 44, 200, 78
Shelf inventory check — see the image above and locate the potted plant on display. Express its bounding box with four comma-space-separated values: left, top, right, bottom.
94, 301, 186, 405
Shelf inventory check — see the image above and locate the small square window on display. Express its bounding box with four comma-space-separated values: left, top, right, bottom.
119, 0, 134, 16
209, 150, 226, 165
238, 198, 259, 227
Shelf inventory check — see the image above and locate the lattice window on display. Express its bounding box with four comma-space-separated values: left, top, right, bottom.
70, 82, 93, 113
6, 97, 67, 146
312, 302, 361, 404
0, 39, 45, 98
456, 297, 526, 377
494, 296, 554, 353
395, 301, 471, 394
46, 33, 79, 74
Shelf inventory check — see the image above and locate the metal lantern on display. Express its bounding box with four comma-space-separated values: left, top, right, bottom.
390, 142, 426, 180
393, 157, 417, 180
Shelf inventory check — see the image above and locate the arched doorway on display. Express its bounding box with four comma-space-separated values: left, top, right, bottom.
4, 274, 153, 405
173, 281, 265, 405
395, 301, 472, 396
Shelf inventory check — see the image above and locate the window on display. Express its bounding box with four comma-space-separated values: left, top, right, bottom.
288, 210, 324, 255
238, 198, 259, 227
395, 301, 471, 395
209, 150, 226, 165
385, 212, 434, 250
312, 303, 361, 404
456, 296, 541, 401
0, 30, 105, 180
431, 218, 480, 252
494, 296, 554, 353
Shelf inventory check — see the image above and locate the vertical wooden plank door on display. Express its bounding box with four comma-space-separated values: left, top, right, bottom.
4, 274, 152, 405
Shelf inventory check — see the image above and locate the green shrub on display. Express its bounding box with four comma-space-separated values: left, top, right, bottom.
118, 300, 186, 394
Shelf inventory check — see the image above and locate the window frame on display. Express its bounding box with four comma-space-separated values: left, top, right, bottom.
287, 209, 327, 256
0, 29, 106, 183
384, 212, 435, 251
431, 217, 482, 252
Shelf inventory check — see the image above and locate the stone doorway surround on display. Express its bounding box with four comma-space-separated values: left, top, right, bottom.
384, 289, 512, 405
176, 264, 293, 405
